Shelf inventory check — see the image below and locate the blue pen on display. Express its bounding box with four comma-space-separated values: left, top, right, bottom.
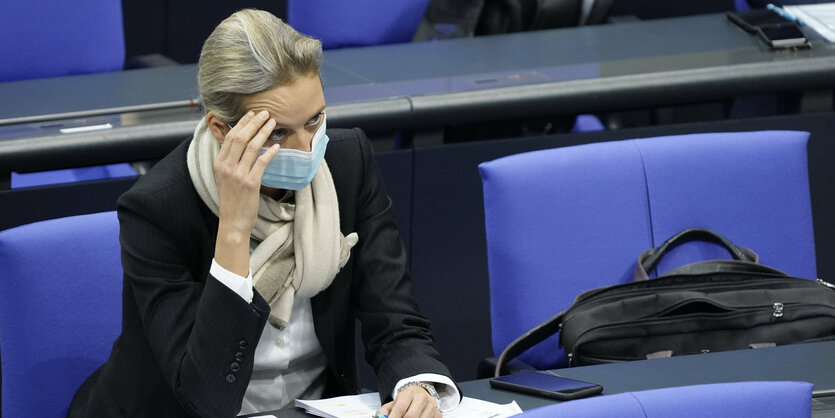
766, 3, 804, 26
372, 415, 388, 418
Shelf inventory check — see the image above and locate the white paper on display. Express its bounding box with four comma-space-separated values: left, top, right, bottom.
295, 392, 380, 418
294, 393, 523, 418
786, 4, 835, 42
444, 397, 523, 418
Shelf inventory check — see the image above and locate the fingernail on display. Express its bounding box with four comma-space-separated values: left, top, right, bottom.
258, 110, 269, 118
268, 118, 276, 126
246, 111, 254, 117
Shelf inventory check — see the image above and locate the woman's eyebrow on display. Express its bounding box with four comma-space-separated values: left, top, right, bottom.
272, 105, 327, 127
311, 105, 326, 119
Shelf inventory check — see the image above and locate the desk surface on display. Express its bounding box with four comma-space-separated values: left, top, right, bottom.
3, 13, 835, 172
262, 340, 835, 417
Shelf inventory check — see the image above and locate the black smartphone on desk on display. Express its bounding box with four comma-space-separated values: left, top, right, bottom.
757, 23, 810, 49
489, 370, 603, 401
727, 9, 791, 33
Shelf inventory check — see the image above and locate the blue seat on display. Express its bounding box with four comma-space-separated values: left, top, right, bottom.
1, 0, 136, 187
287, 0, 431, 49
518, 381, 812, 417
479, 131, 816, 370
0, 212, 122, 417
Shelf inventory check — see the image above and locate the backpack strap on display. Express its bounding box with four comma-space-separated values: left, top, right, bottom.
494, 310, 565, 377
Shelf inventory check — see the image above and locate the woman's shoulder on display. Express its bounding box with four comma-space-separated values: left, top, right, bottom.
125, 140, 192, 196
118, 139, 205, 221
325, 127, 361, 142
325, 127, 374, 166
325, 127, 370, 151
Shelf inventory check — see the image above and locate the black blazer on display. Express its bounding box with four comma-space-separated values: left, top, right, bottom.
68, 128, 453, 417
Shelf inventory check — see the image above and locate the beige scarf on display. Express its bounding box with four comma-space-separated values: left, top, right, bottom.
186, 118, 358, 328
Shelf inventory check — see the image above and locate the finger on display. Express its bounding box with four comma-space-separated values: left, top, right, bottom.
250, 143, 280, 180
217, 110, 254, 160
392, 390, 434, 418
403, 393, 432, 418
375, 401, 393, 416
387, 395, 410, 418
420, 398, 440, 418
412, 393, 436, 418
225, 110, 270, 163
239, 118, 276, 171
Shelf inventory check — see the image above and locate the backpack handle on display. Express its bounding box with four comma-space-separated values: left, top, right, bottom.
635, 228, 759, 281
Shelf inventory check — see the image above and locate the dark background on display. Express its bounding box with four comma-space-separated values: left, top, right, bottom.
121, 0, 287, 65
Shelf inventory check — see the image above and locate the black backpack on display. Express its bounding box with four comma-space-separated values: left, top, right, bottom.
495, 228, 835, 375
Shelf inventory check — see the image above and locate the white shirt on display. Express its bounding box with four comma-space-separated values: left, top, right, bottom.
210, 260, 460, 414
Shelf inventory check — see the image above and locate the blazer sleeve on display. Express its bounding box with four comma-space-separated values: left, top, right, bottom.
117, 180, 270, 417
345, 129, 458, 401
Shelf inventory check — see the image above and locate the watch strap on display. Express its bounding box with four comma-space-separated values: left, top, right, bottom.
397, 381, 441, 410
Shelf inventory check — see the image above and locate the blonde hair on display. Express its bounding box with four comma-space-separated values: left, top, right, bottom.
198, 9, 322, 123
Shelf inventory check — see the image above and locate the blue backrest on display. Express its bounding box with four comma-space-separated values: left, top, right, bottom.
0, 0, 125, 82
287, 0, 430, 49
479, 131, 816, 369
518, 381, 812, 417
0, 212, 122, 417
1, 0, 132, 186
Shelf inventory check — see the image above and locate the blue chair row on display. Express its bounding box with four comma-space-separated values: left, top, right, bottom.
0, 130, 818, 416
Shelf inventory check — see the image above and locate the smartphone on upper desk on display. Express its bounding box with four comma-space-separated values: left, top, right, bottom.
489, 370, 603, 401
757, 23, 810, 49
727, 9, 792, 33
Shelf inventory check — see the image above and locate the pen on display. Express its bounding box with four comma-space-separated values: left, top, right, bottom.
766, 3, 804, 26
371, 415, 388, 418
59, 123, 113, 134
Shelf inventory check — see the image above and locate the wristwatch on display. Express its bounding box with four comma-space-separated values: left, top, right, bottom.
398, 381, 441, 410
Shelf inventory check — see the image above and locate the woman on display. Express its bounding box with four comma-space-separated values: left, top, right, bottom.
69, 9, 459, 418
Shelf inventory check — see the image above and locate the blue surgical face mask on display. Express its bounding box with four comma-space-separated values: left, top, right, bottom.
259, 116, 329, 190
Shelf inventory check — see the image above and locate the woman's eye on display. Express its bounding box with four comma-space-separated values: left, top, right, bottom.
268, 129, 287, 143
306, 113, 323, 126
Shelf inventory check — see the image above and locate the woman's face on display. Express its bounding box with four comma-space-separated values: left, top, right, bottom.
237, 72, 326, 153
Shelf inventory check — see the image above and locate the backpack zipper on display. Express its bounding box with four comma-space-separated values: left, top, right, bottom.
817, 278, 835, 290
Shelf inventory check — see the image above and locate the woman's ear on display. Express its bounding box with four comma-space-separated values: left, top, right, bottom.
205, 112, 228, 144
